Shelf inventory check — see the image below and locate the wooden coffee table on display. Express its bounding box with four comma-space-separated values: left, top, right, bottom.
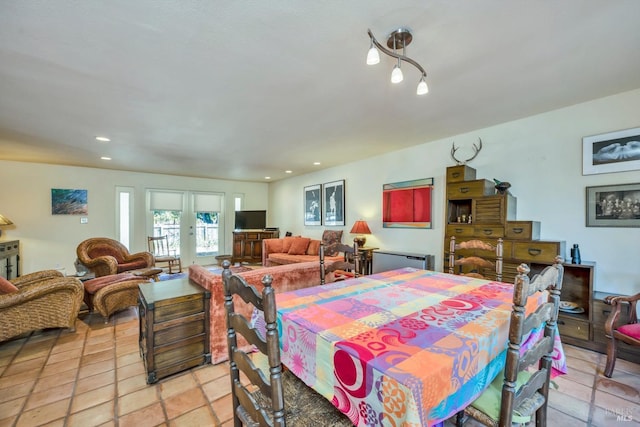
132, 267, 163, 281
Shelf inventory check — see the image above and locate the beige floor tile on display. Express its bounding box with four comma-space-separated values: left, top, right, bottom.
66, 401, 115, 427
116, 351, 140, 368
40, 357, 81, 378
118, 385, 160, 416
32, 367, 77, 393
75, 369, 116, 394
118, 402, 166, 427
552, 375, 594, 403
118, 372, 149, 396
71, 383, 116, 414
202, 375, 232, 402
0, 396, 27, 420
78, 359, 115, 379
546, 407, 588, 426
548, 390, 592, 422
211, 394, 234, 425
194, 363, 228, 384
117, 360, 146, 380
168, 405, 218, 426
15, 397, 70, 427
24, 381, 74, 410
163, 387, 208, 420
159, 373, 199, 400
0, 379, 34, 403
595, 376, 640, 403
47, 346, 83, 364
2, 356, 46, 377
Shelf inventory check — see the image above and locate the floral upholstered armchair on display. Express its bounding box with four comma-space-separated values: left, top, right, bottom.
76, 237, 154, 277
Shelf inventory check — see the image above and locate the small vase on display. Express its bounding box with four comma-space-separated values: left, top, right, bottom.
570, 244, 581, 264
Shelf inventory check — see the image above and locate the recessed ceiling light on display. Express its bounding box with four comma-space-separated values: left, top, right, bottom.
96, 136, 110, 142
313, 162, 321, 165
265, 176, 271, 180
285, 170, 292, 174
101, 156, 111, 160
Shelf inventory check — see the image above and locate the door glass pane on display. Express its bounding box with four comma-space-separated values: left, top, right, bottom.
152, 210, 181, 256
196, 211, 218, 256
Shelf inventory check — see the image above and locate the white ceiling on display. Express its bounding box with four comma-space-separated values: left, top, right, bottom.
1, 1, 640, 182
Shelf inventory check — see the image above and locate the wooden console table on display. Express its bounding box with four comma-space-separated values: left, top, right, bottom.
0, 240, 20, 279
232, 229, 279, 264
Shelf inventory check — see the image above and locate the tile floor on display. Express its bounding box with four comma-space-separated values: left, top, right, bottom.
0, 308, 638, 427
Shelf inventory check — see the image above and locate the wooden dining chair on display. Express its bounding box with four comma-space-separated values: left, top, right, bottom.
320, 241, 359, 284
221, 262, 352, 426
603, 291, 640, 378
456, 256, 564, 427
147, 235, 182, 273
449, 236, 504, 281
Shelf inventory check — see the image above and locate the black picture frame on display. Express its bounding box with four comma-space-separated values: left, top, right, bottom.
303, 184, 322, 226
586, 183, 640, 227
582, 127, 640, 175
322, 180, 345, 226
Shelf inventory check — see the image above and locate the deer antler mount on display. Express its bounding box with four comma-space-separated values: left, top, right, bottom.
451, 138, 483, 165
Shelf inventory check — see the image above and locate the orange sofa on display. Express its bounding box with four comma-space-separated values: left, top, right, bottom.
262, 234, 344, 266
188, 261, 336, 364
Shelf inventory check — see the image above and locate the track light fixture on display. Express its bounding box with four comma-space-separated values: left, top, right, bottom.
367, 27, 429, 96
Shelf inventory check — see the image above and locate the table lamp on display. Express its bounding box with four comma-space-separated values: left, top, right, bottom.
350, 220, 371, 247
0, 213, 13, 238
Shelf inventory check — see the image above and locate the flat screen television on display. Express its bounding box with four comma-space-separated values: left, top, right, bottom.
234, 210, 267, 230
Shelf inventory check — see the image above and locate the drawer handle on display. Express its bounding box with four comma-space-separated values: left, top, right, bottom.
512, 227, 524, 234
527, 248, 542, 256
459, 187, 470, 193
482, 229, 493, 236
452, 172, 461, 178
455, 228, 464, 233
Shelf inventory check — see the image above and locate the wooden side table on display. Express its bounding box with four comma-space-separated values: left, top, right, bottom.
138, 278, 211, 383
357, 246, 379, 275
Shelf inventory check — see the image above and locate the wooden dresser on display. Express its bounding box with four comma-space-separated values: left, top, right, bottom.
138, 278, 211, 384
444, 165, 566, 284
232, 229, 279, 264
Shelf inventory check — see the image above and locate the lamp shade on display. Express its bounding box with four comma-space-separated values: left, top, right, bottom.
350, 220, 371, 235
0, 214, 13, 226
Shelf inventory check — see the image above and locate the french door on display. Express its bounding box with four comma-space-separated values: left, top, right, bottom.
148, 190, 224, 266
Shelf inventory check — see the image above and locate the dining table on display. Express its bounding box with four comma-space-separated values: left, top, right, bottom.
274, 267, 567, 426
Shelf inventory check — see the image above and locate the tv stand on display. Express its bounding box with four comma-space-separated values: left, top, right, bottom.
232, 229, 279, 264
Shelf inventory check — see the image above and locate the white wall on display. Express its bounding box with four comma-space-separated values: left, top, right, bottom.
0, 161, 269, 274
269, 89, 640, 295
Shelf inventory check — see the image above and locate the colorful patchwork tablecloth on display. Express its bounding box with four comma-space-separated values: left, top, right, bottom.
275, 267, 566, 426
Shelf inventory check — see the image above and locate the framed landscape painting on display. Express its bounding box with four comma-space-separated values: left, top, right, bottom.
585, 183, 640, 227
51, 188, 88, 215
322, 180, 345, 226
303, 184, 322, 226
582, 127, 640, 175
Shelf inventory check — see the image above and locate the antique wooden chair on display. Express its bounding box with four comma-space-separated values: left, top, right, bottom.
456, 257, 564, 427
221, 262, 352, 426
147, 235, 182, 273
449, 236, 504, 281
603, 291, 640, 377
319, 241, 359, 285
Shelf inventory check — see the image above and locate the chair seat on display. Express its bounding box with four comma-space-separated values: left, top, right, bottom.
468, 370, 536, 425
617, 323, 640, 340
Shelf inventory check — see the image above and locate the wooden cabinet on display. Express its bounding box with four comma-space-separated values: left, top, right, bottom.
553, 262, 593, 344
232, 230, 279, 264
138, 278, 211, 384
444, 165, 565, 284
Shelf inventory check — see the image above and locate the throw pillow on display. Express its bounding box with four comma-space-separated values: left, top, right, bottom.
282, 236, 297, 253
0, 276, 18, 294
288, 237, 311, 255
322, 230, 343, 256
306, 240, 321, 256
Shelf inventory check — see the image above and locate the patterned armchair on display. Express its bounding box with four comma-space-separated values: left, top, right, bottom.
76, 237, 154, 277
0, 270, 84, 342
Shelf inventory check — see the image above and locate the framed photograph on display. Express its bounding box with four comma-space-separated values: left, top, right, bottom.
382, 177, 434, 229
582, 127, 640, 175
586, 183, 640, 227
303, 184, 322, 226
322, 180, 345, 226
51, 188, 88, 215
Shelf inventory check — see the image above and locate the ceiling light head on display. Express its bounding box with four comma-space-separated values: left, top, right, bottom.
391, 64, 403, 84
416, 76, 429, 95
366, 43, 380, 65
95, 136, 110, 142
386, 28, 413, 50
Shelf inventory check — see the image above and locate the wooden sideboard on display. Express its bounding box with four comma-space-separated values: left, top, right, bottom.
232, 229, 279, 264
